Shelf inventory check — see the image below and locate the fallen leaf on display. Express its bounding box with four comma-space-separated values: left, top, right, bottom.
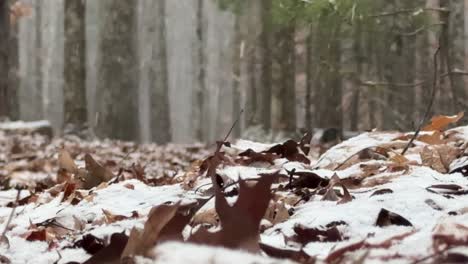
189, 174, 277, 252
422, 112, 464, 132
73, 234, 105, 255
83, 232, 129, 264
375, 208, 413, 227
293, 224, 344, 244
58, 149, 78, 174
82, 154, 114, 189
259, 242, 314, 263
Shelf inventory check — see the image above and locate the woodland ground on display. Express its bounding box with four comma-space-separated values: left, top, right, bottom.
0, 114, 468, 264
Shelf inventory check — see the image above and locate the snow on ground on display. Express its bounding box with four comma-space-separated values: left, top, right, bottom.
1, 123, 468, 263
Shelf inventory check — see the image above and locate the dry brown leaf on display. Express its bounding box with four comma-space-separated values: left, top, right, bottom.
189, 175, 277, 252
389, 153, 409, 165
58, 149, 78, 174
422, 112, 464, 132
81, 154, 114, 189
192, 208, 219, 227
102, 209, 130, 224
121, 203, 179, 259
264, 201, 290, 225
420, 146, 447, 173
417, 131, 446, 145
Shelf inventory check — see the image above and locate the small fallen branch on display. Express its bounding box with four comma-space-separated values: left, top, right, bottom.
401, 45, 440, 155
0, 189, 21, 246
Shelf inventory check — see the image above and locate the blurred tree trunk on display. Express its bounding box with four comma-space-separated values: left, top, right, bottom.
96, 0, 139, 140
440, 1, 466, 113
232, 13, 241, 138
305, 26, 313, 131
35, 1, 43, 119
64, 0, 87, 127
193, 0, 206, 141
272, 24, 296, 132
8, 0, 19, 120
259, 0, 272, 131
316, 15, 342, 129
149, 0, 171, 144
0, 0, 9, 118
350, 21, 362, 131
244, 0, 261, 129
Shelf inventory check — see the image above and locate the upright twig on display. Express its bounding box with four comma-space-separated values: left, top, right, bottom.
0, 189, 20, 245
401, 45, 441, 155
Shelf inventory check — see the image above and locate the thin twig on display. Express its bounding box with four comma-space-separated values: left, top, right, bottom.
401, 45, 441, 155
0, 189, 21, 245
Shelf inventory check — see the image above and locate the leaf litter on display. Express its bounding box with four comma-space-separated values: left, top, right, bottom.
0, 115, 468, 263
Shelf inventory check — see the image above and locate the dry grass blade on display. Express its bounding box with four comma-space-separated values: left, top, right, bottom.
0, 190, 21, 247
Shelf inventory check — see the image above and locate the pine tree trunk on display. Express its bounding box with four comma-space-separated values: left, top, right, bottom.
64, 0, 87, 127
0, 0, 9, 118
96, 0, 139, 140
305, 26, 313, 131
149, 0, 171, 144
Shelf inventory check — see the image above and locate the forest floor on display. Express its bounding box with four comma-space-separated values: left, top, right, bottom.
0, 114, 468, 264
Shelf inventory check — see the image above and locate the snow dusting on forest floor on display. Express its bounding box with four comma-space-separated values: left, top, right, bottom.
1, 113, 468, 263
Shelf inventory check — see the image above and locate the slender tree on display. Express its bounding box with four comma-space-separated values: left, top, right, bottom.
149, 0, 171, 144
0, 0, 9, 118
64, 0, 87, 128
96, 0, 139, 140
8, 0, 19, 120
259, 0, 272, 131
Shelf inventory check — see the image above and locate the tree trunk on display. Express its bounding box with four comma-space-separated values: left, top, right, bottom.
305, 26, 313, 131
96, 0, 139, 140
350, 21, 362, 131
8, 0, 19, 120
193, 0, 206, 141
0, 0, 9, 118
149, 0, 171, 144
273, 24, 296, 132
232, 13, 241, 138
64, 0, 87, 127
259, 0, 272, 131
440, 1, 466, 113
35, 1, 44, 119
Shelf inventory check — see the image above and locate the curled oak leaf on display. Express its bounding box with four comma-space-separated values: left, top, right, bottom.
102, 209, 133, 224
375, 208, 413, 227
121, 203, 179, 259
264, 201, 290, 225
293, 224, 344, 244
73, 234, 105, 255
422, 112, 464, 132
83, 232, 129, 264
321, 175, 353, 204
130, 163, 146, 182
190, 174, 277, 252
58, 149, 78, 174
82, 154, 114, 189
264, 140, 310, 164
426, 184, 463, 195
259, 242, 315, 263
370, 189, 393, 197
26, 229, 47, 242
420, 146, 447, 173
61, 182, 77, 202
158, 199, 210, 242
236, 149, 279, 165
299, 131, 313, 155
288, 171, 329, 189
